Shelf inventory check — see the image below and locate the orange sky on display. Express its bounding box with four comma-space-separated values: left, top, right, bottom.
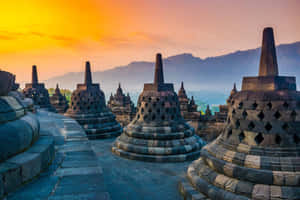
1, 0, 300, 83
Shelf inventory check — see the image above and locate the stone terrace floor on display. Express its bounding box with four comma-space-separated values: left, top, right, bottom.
91, 139, 189, 200
7, 110, 192, 200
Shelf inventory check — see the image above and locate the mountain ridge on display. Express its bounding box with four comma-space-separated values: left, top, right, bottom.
45, 41, 300, 94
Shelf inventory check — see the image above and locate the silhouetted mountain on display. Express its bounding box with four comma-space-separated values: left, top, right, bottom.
45, 42, 300, 96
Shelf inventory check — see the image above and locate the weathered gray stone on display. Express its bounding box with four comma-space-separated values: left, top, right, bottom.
0, 162, 21, 194
0, 174, 4, 198
7, 152, 42, 182
48, 192, 111, 200
55, 166, 102, 177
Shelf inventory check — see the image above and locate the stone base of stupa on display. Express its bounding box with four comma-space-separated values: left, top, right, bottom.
65, 111, 122, 139
179, 136, 300, 200
112, 123, 204, 162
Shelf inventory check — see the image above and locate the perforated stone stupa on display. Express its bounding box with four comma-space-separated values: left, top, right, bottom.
65, 61, 122, 139
179, 27, 300, 200
112, 53, 204, 162
23, 65, 56, 112
0, 70, 54, 198
107, 83, 136, 126
50, 84, 69, 113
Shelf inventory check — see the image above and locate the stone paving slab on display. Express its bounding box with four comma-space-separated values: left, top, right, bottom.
6, 110, 109, 200
55, 166, 103, 177
48, 192, 110, 200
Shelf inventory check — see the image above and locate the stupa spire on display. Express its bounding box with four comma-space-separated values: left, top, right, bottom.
258, 27, 278, 76
55, 83, 59, 93
232, 83, 237, 93
154, 53, 164, 84
84, 61, 92, 85
181, 81, 184, 89
32, 65, 38, 84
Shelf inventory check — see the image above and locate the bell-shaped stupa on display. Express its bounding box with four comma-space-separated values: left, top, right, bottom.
50, 84, 69, 113
112, 53, 205, 162
23, 65, 56, 112
180, 27, 300, 200
65, 61, 122, 139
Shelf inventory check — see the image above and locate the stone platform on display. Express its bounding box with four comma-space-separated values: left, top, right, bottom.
6, 110, 109, 200
7, 110, 201, 200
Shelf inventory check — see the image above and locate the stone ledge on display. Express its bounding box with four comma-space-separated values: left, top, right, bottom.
0, 135, 55, 198
112, 145, 201, 162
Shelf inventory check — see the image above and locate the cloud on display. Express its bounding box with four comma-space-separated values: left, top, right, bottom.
97, 31, 176, 49
0, 30, 74, 43
0, 35, 15, 40
0, 31, 26, 40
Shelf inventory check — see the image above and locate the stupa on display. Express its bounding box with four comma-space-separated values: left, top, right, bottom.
227, 83, 238, 104
205, 105, 212, 117
178, 82, 190, 113
178, 82, 199, 121
65, 61, 122, 139
50, 84, 69, 113
107, 83, 136, 126
189, 96, 197, 112
0, 70, 54, 198
112, 53, 204, 162
180, 27, 300, 199
23, 65, 56, 112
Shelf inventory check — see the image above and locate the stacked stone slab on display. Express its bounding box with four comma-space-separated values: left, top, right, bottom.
112, 53, 205, 162
8, 76, 35, 112
107, 83, 136, 126
23, 65, 56, 112
65, 61, 122, 139
50, 84, 69, 113
179, 28, 300, 200
0, 70, 54, 198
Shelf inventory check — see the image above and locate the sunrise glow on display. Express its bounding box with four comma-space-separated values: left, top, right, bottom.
1, 0, 299, 83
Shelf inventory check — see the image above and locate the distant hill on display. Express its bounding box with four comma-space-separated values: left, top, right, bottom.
45, 41, 300, 96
